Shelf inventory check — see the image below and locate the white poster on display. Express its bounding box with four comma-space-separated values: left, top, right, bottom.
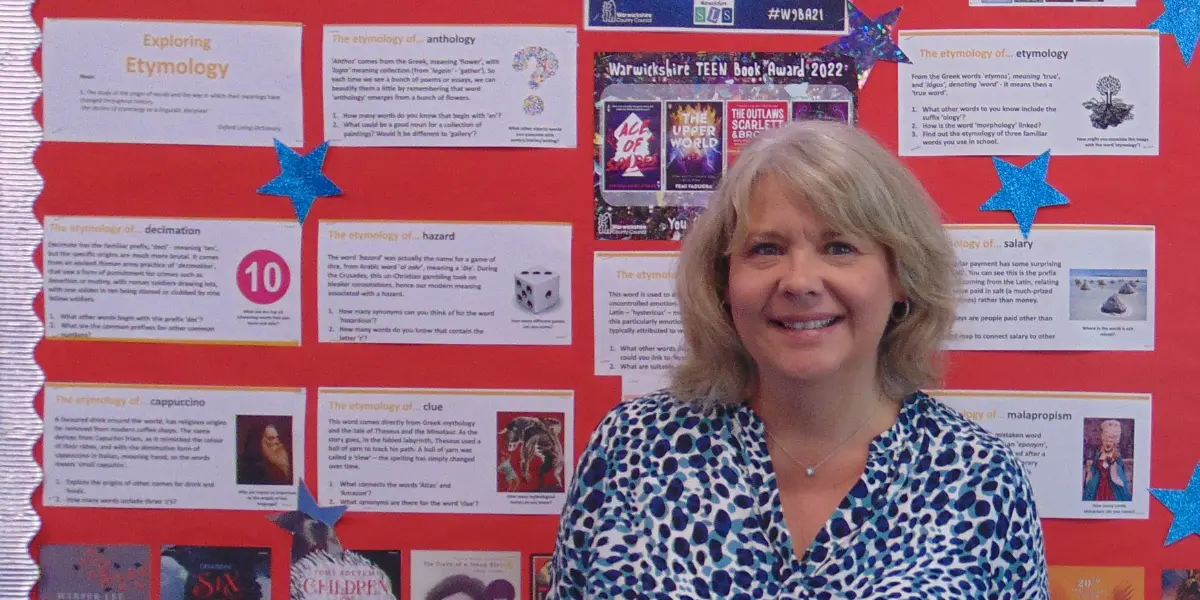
898, 30, 1158, 156
972, 0, 1135, 4
44, 216, 302, 345
936, 389, 1152, 519
322, 25, 577, 148
43, 383, 306, 511
948, 225, 1154, 351
594, 251, 684, 376
317, 388, 574, 515
42, 19, 303, 146
318, 220, 571, 345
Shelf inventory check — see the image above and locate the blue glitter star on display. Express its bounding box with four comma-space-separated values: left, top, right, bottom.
980, 150, 1070, 239
1151, 0, 1200, 66
822, 2, 910, 87
1150, 463, 1200, 545
298, 479, 347, 527
258, 139, 342, 224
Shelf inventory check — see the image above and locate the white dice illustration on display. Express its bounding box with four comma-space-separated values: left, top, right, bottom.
515, 267, 560, 314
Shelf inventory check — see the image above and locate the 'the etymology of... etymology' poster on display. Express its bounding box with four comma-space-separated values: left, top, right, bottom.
585, 0, 848, 34
594, 52, 858, 241
898, 29, 1158, 157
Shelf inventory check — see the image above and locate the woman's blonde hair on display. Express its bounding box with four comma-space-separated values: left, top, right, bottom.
671, 120, 958, 405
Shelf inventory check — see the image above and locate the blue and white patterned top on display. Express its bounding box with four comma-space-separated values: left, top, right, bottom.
549, 390, 1049, 599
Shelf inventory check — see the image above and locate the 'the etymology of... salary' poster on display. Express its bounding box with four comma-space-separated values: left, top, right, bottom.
898, 29, 1158, 157
939, 390, 1152, 520
318, 388, 574, 515
948, 225, 1154, 351
323, 25, 576, 148
318, 220, 571, 346
585, 0, 847, 34
594, 52, 858, 241
42, 18, 303, 147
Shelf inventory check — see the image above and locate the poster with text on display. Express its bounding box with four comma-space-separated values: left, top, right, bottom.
290, 549, 402, 600
318, 220, 571, 345
318, 388, 574, 514
972, 0, 1135, 5
898, 30, 1159, 156
594, 52, 858, 240
937, 389, 1152, 520
1048, 566, 1144, 600
42, 19, 302, 146
323, 25, 576, 148
594, 252, 684, 377
43, 216, 302, 345
409, 551, 520, 600
948, 225, 1154, 351
585, 0, 847, 34
43, 383, 306, 511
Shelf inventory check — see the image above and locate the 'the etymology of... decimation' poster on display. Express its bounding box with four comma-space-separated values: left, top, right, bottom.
594, 52, 858, 241
585, 0, 847, 34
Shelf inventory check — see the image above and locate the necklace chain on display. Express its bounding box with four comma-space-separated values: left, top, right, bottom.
763, 404, 878, 477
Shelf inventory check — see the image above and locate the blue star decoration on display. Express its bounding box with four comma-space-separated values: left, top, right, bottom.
1150, 463, 1200, 545
296, 479, 347, 527
822, 1, 910, 87
979, 150, 1070, 239
257, 139, 343, 224
1151, 0, 1200, 66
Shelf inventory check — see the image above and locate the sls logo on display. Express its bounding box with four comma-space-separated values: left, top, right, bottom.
694, 0, 734, 25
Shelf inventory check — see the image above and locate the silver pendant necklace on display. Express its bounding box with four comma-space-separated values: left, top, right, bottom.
763, 405, 878, 477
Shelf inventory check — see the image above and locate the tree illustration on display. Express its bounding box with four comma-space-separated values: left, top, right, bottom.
1083, 75, 1133, 130
1096, 76, 1121, 105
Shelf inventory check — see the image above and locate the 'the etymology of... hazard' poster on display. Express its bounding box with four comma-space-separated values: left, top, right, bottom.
594, 52, 858, 241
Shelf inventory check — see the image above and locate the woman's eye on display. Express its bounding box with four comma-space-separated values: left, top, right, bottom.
750, 242, 782, 256
826, 241, 857, 255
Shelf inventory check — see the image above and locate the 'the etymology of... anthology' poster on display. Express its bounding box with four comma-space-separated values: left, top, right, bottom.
938, 390, 1152, 520
898, 30, 1159, 157
42, 19, 303, 147
43, 216, 302, 346
948, 225, 1154, 351
43, 383, 306, 511
323, 25, 577, 148
318, 220, 571, 346
585, 0, 847, 34
594, 252, 683, 378
594, 52, 858, 240
318, 388, 574, 515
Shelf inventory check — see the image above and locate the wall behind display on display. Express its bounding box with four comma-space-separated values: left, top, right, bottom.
29, 0, 1200, 596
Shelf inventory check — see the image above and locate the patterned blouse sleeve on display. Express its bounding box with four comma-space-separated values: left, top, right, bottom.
990, 456, 1051, 599
545, 406, 622, 600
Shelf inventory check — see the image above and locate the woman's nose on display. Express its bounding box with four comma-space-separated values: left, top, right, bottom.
778, 249, 823, 300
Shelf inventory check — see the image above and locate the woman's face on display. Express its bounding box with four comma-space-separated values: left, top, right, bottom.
726, 175, 901, 391
1101, 430, 1120, 452
261, 425, 283, 455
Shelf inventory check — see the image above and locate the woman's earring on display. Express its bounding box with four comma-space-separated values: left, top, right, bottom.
891, 299, 911, 323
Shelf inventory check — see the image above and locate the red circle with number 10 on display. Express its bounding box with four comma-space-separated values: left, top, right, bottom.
237, 249, 291, 305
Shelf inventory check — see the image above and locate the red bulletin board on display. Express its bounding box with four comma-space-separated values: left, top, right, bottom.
26, 0, 1200, 597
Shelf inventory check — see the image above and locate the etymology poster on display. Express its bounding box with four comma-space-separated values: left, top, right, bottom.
584, 0, 847, 34
594, 52, 858, 241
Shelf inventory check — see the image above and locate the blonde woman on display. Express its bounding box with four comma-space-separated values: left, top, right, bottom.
550, 121, 1048, 598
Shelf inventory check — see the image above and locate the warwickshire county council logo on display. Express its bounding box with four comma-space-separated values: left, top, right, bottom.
694, 0, 735, 25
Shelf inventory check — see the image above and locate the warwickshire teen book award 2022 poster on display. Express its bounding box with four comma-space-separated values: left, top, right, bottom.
593, 52, 858, 241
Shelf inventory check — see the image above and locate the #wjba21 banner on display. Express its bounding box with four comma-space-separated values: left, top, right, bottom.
593, 52, 858, 241
585, 0, 847, 34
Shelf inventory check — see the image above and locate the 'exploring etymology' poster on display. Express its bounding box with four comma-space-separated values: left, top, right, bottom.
593, 52, 859, 241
